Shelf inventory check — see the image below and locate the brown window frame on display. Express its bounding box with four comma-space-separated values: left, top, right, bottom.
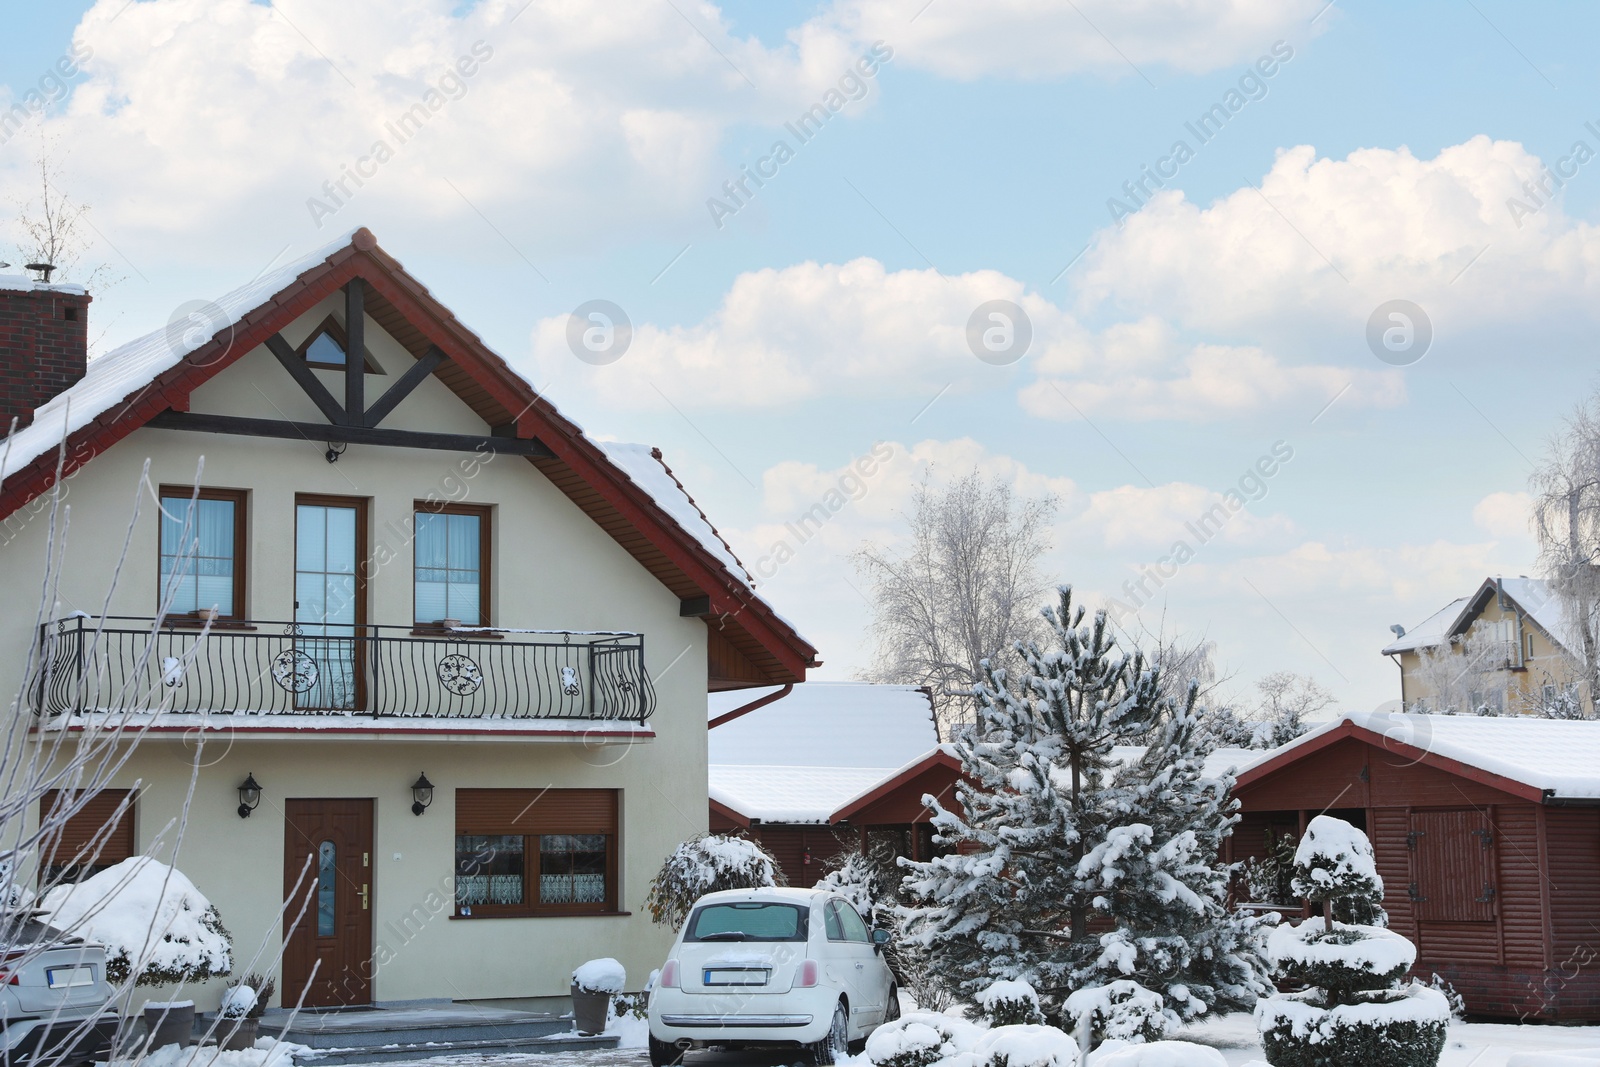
453, 788, 619, 917
157, 486, 248, 623
39, 789, 137, 885
295, 313, 382, 373
412, 501, 492, 628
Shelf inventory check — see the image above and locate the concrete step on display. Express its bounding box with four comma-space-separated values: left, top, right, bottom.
299, 1032, 620, 1065
252, 1007, 572, 1050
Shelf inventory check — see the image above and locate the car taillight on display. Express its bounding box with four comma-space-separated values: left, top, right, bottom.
0, 951, 25, 985
797, 959, 819, 988
659, 959, 680, 989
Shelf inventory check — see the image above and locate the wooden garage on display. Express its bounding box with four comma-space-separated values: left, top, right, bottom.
1231, 712, 1600, 1022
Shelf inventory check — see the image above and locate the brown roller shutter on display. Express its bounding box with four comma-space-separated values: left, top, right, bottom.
456, 789, 617, 835
39, 790, 136, 881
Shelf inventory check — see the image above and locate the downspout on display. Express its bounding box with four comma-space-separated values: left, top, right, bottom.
708, 683, 793, 729
1388, 652, 1406, 709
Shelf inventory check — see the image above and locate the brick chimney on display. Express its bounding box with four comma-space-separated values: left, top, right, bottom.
0, 279, 91, 431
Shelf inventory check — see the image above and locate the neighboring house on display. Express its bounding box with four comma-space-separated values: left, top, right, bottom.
0, 230, 817, 1009
706, 682, 960, 885
1231, 711, 1600, 1022
1382, 576, 1592, 716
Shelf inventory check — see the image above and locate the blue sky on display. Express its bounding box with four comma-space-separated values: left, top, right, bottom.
4, 0, 1595, 712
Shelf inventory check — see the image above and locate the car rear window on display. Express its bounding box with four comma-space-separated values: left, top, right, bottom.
685, 902, 808, 942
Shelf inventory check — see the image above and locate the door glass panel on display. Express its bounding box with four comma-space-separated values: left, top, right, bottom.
296, 504, 360, 710
317, 840, 336, 937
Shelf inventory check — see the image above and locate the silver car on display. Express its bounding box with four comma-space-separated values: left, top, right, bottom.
0, 917, 119, 1067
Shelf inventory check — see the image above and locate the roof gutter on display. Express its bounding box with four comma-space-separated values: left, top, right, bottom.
709, 683, 793, 729
1541, 789, 1600, 807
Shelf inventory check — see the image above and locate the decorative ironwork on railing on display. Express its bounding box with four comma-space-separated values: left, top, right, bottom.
34, 616, 656, 722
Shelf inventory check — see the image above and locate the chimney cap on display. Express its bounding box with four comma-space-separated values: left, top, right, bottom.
24, 264, 56, 283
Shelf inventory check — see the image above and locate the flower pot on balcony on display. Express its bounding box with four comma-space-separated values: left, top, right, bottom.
435, 619, 461, 631
193, 609, 221, 623
143, 1000, 196, 1051
219, 1016, 258, 1051
571, 983, 611, 1036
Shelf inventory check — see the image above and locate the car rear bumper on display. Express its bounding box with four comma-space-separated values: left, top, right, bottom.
659, 1014, 814, 1028
0, 1012, 120, 1065
650, 987, 835, 1045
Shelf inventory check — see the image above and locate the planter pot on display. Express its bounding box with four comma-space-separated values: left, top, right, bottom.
142, 1000, 196, 1051
571, 984, 611, 1036
219, 1016, 259, 1051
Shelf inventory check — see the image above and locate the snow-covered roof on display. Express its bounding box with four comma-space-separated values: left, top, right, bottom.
1108, 745, 1263, 781
597, 443, 752, 589
709, 682, 937, 768
1, 232, 359, 483
0, 273, 86, 295
1381, 577, 1585, 657
708, 682, 941, 823
1234, 709, 1600, 800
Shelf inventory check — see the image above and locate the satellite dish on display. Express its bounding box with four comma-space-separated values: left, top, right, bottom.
1389, 624, 1407, 638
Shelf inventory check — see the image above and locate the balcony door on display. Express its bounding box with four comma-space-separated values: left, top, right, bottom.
294, 496, 367, 711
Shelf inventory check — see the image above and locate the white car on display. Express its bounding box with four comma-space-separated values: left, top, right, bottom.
647, 887, 899, 1065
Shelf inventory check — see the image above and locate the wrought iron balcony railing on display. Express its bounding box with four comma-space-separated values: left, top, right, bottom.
33, 616, 656, 722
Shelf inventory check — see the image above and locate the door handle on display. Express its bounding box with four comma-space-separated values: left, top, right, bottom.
361, 884, 370, 910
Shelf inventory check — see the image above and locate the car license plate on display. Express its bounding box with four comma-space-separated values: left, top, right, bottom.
46, 966, 95, 989
704, 968, 768, 986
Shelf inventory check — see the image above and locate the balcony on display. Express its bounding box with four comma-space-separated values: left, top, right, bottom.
33, 616, 657, 723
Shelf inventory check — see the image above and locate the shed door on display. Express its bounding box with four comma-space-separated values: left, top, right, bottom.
1411, 809, 1495, 922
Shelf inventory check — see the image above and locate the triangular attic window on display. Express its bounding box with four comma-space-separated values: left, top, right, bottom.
296, 314, 383, 373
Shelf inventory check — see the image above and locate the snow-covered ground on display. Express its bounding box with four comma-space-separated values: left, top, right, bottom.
1179, 1013, 1600, 1066
345, 1014, 1600, 1067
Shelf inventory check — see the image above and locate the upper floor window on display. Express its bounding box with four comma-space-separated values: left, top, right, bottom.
414, 503, 490, 626
159, 487, 246, 620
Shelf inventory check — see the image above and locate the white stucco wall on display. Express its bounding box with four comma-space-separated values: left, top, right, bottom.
1, 295, 711, 1006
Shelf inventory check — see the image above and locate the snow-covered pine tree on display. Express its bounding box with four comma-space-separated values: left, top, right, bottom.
900, 586, 1270, 1036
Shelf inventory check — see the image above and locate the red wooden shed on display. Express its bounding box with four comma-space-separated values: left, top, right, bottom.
1231, 712, 1600, 1022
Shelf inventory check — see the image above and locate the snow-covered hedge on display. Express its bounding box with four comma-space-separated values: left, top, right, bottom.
864, 1011, 981, 1067
643, 834, 785, 929
40, 857, 232, 985
1066, 980, 1173, 1045
972, 1024, 1078, 1067
1257, 983, 1451, 1067
977, 979, 1045, 1026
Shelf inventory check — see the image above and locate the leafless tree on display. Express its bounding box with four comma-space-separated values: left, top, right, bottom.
1530, 391, 1600, 714
851, 469, 1057, 735
1408, 629, 1511, 715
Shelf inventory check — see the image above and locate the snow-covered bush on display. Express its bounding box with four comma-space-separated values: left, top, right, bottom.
1066, 980, 1173, 1046
1256, 817, 1448, 1067
643, 834, 785, 929
972, 1024, 1078, 1067
221, 974, 272, 1020
978, 979, 1045, 1026
1241, 831, 1298, 905
572, 958, 625, 994
816, 845, 896, 926
40, 857, 232, 985
1427, 973, 1466, 1020
864, 1011, 980, 1067
900, 588, 1272, 1029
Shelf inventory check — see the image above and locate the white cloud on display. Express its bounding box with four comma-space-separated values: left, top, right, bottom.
0, 0, 880, 253
808, 0, 1322, 81
1079, 137, 1600, 342
1067, 482, 1294, 552
1473, 490, 1535, 542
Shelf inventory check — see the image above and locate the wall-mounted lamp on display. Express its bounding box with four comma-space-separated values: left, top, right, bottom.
411, 772, 435, 816
237, 773, 262, 819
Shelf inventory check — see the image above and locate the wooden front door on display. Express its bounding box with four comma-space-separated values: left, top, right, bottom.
283, 799, 374, 1006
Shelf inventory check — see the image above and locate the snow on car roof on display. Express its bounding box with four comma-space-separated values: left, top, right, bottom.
694, 886, 832, 905
1235, 710, 1600, 799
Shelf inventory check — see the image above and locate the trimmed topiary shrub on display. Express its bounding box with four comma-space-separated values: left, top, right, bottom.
1065, 980, 1173, 1046
1255, 817, 1447, 1067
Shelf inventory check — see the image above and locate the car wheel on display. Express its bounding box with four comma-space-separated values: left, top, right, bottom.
648, 1035, 684, 1067
885, 985, 901, 1022
810, 1001, 849, 1066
